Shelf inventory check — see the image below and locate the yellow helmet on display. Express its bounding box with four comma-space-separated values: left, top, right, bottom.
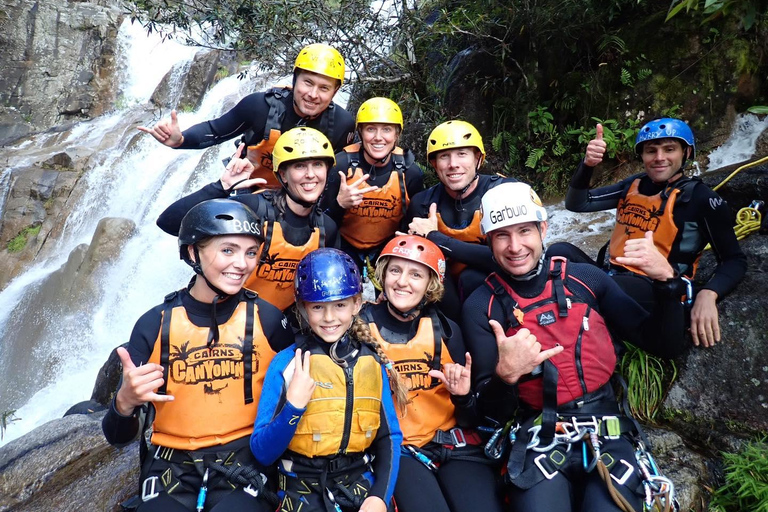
294, 43, 345, 85
426, 120, 485, 166
356, 98, 403, 130
272, 127, 336, 173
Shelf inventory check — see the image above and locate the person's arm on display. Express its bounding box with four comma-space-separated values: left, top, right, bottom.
320, 153, 348, 223
426, 231, 498, 274
323, 215, 341, 249
249, 347, 303, 465
368, 366, 402, 504
178, 93, 267, 149
565, 163, 635, 212
156, 181, 229, 236
697, 192, 748, 298
403, 156, 425, 199
438, 318, 479, 427
258, 298, 295, 352
328, 105, 357, 153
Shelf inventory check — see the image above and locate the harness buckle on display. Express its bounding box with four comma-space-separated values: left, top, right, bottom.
571, 416, 599, 436
533, 453, 558, 480
601, 415, 622, 440
611, 459, 635, 486
141, 476, 160, 502
450, 428, 467, 448
243, 484, 260, 497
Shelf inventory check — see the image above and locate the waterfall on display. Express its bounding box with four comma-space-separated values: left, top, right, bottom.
0, 20, 277, 446
706, 113, 768, 171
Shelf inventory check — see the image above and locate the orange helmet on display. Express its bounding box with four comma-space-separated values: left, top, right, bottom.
377, 235, 446, 282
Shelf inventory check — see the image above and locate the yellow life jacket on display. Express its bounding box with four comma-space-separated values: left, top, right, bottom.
338, 143, 409, 250
288, 343, 383, 458
148, 291, 275, 450
368, 311, 457, 447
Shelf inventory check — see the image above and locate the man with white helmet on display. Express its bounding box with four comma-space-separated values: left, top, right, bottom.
461, 182, 687, 512
139, 43, 355, 188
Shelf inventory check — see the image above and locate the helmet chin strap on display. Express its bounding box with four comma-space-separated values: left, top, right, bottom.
508, 254, 546, 282
453, 164, 480, 212
278, 173, 317, 209
329, 332, 360, 368
385, 295, 426, 320
362, 146, 391, 166
192, 246, 230, 348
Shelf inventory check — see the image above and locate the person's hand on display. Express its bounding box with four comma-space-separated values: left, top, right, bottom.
137, 110, 184, 148
408, 203, 438, 237
490, 320, 563, 385
690, 289, 720, 348
220, 143, 266, 190
584, 123, 606, 167
429, 352, 472, 396
285, 349, 316, 409
359, 496, 388, 512
614, 231, 675, 280
337, 171, 378, 209
114, 347, 174, 416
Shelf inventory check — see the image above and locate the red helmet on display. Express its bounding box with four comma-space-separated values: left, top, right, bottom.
377, 235, 446, 282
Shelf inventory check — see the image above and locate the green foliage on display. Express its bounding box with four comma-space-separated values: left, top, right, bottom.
1, 410, 19, 441
710, 440, 768, 512
619, 343, 677, 423
748, 106, 768, 114
666, 0, 763, 30
7, 224, 42, 253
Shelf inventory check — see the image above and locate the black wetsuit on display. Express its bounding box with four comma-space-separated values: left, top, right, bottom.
406, 174, 517, 317
178, 91, 355, 152
102, 288, 293, 512
560, 162, 746, 308
461, 261, 687, 511
363, 302, 504, 512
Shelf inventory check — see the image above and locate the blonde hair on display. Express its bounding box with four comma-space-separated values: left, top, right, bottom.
374, 256, 444, 304
350, 316, 410, 413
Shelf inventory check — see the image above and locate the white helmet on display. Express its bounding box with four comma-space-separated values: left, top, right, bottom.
480, 182, 547, 235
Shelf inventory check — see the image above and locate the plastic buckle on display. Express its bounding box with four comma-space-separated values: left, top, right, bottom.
601, 416, 621, 440
450, 428, 467, 448
141, 476, 160, 502
571, 416, 599, 436
243, 484, 260, 497
611, 459, 635, 485
534, 453, 558, 480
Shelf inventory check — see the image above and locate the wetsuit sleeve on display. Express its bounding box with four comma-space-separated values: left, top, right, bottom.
369, 365, 402, 504
329, 106, 356, 152
405, 189, 430, 224
693, 190, 747, 298
250, 346, 303, 465
404, 158, 425, 199
178, 93, 269, 149
321, 152, 349, 224
565, 162, 637, 212
102, 307, 162, 446
323, 214, 341, 249
426, 231, 497, 274
460, 287, 519, 426
156, 181, 228, 235
257, 299, 295, 352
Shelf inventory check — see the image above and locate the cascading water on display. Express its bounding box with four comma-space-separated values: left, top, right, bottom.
0, 20, 280, 446
706, 113, 768, 171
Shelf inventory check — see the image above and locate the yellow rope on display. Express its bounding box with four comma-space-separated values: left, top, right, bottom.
365, 257, 382, 291
711, 155, 768, 192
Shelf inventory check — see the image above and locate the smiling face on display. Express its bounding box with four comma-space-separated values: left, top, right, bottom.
359, 123, 399, 165
640, 139, 689, 184
382, 257, 431, 315
488, 221, 547, 276
292, 70, 339, 119
302, 296, 362, 343
189, 235, 260, 302
431, 147, 482, 197
279, 158, 329, 206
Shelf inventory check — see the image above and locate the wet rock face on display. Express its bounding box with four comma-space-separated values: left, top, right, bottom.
0, 0, 123, 145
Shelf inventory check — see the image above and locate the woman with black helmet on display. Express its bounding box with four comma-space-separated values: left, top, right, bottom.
102, 199, 294, 511
362, 235, 504, 512
157, 126, 340, 318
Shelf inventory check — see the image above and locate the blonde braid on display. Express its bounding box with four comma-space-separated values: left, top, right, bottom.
351, 317, 410, 413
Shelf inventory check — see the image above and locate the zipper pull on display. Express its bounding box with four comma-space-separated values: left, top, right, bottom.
582, 316, 589, 331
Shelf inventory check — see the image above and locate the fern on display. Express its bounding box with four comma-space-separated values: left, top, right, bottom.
525, 148, 545, 169
620, 68, 633, 87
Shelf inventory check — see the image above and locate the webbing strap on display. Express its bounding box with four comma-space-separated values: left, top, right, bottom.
243, 299, 254, 404
427, 308, 444, 388
540, 360, 559, 444
485, 274, 522, 330
158, 292, 182, 395
550, 257, 569, 317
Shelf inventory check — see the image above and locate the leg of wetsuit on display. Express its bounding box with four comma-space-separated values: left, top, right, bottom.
546, 242, 598, 265
209, 489, 274, 511
581, 438, 644, 512
136, 493, 190, 511
393, 454, 451, 512
437, 459, 504, 512
506, 445, 578, 512
610, 273, 655, 314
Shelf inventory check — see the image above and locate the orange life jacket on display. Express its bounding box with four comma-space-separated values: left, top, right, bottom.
368, 310, 457, 447
339, 144, 409, 250
148, 291, 274, 450
609, 177, 699, 277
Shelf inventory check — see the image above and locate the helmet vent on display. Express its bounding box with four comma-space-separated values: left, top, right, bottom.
462, 133, 472, 140
284, 146, 295, 154
214, 213, 234, 221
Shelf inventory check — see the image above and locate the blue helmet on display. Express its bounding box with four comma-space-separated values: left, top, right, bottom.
635, 118, 695, 157
295, 248, 362, 302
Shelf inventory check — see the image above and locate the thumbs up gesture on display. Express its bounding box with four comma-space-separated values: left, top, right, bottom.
408, 202, 439, 237
114, 347, 174, 416
584, 123, 606, 167
615, 231, 675, 280
138, 110, 184, 148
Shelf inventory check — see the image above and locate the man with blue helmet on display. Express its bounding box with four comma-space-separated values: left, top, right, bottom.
563, 118, 746, 349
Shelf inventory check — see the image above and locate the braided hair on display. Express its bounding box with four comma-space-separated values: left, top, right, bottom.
350, 316, 410, 413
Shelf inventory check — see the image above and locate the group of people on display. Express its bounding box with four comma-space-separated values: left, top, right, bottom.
103, 42, 747, 512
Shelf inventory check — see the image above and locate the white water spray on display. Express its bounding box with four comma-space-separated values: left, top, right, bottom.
707, 113, 768, 171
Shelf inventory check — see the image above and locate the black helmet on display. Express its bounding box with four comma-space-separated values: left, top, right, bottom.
178, 199, 264, 269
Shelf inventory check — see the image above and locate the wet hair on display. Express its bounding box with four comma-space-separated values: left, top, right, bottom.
374, 256, 444, 304
350, 316, 410, 413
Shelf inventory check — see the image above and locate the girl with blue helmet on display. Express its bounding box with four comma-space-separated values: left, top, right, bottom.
250, 248, 408, 512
